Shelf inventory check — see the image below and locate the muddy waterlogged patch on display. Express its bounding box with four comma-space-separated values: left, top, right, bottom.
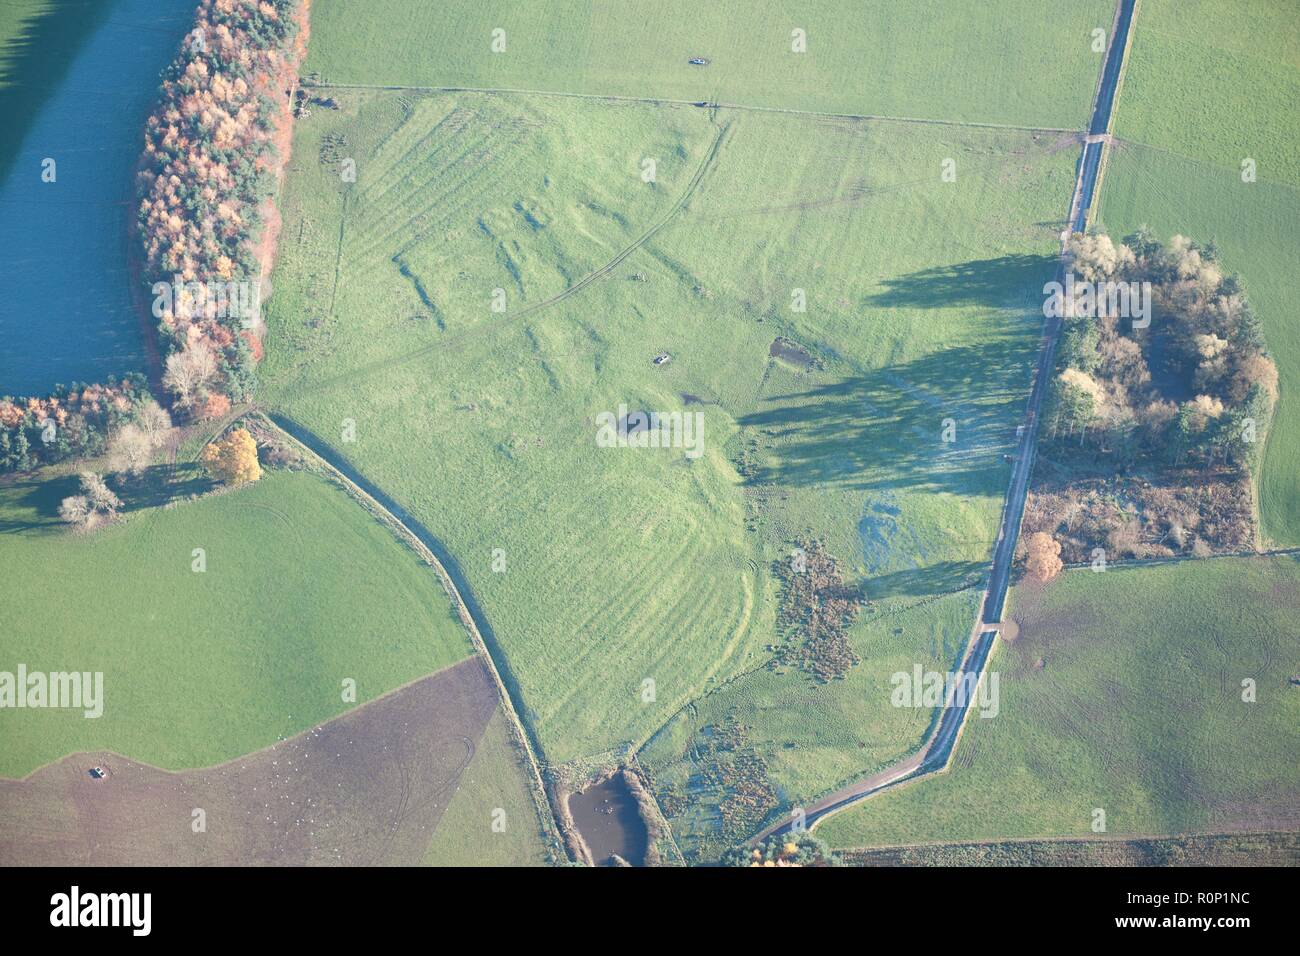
769, 337, 815, 370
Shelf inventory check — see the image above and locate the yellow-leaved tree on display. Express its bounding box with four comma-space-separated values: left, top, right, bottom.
200, 427, 261, 486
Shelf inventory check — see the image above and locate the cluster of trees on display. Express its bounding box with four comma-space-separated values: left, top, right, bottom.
0, 377, 153, 474
52, 408, 264, 531
1023, 475, 1253, 565
138, 0, 303, 414
722, 832, 840, 867
1046, 230, 1277, 473
162, 339, 232, 420
106, 401, 175, 476
5, 3, 300, 490
51, 402, 176, 527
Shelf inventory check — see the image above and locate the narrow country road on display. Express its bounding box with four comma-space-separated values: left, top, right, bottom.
752, 0, 1138, 843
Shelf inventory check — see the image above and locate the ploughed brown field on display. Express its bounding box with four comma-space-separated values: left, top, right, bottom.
0, 657, 497, 865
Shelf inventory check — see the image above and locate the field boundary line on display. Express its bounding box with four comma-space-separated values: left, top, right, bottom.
0, 659, 475, 783
302, 79, 1079, 134
248, 411, 566, 859
1062, 545, 1300, 573
1104, 136, 1300, 196
840, 827, 1300, 855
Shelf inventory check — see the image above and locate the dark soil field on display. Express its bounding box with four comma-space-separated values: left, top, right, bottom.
0, 657, 498, 866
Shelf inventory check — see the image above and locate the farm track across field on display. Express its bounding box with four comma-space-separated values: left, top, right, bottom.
281, 114, 1076, 407
303, 79, 1076, 135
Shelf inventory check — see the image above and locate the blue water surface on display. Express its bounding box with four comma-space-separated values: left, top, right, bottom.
0, 0, 195, 395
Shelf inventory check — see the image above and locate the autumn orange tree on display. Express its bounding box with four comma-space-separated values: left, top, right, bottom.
200, 427, 261, 486
1024, 532, 1064, 582
138, 0, 305, 408
200, 392, 232, 421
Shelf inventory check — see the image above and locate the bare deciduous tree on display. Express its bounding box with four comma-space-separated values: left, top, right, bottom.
58, 472, 121, 530
135, 399, 175, 448
107, 424, 154, 476
163, 341, 219, 408
79, 471, 121, 515
1065, 233, 1134, 283
58, 495, 91, 526
1024, 532, 1064, 583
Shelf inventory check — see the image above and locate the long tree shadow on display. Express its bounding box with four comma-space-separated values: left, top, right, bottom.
0, 462, 213, 534
0, 0, 115, 182
739, 335, 1035, 498
112, 462, 214, 510
0, 472, 78, 533
862, 560, 987, 602
869, 254, 1056, 310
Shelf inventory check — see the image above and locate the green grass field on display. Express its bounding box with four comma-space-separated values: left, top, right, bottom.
844, 831, 1300, 866
0, 469, 473, 777
1113, 0, 1300, 188
819, 556, 1300, 848
422, 711, 553, 866
1100, 0, 1300, 545
302, 0, 1112, 130
259, 84, 1080, 781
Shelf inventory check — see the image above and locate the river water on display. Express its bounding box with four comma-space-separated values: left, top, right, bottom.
0, 0, 195, 396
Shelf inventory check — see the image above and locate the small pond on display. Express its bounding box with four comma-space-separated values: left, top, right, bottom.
769, 337, 814, 369
568, 774, 648, 866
